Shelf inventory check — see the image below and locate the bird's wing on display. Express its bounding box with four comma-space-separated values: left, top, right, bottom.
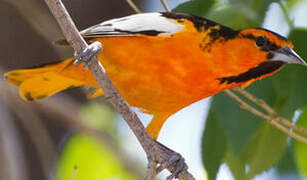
80, 12, 184, 37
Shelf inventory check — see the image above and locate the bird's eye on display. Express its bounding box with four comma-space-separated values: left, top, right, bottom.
255, 36, 267, 48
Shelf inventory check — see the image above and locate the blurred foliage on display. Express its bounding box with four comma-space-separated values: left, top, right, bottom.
80, 102, 117, 137
174, 0, 307, 179
55, 133, 136, 180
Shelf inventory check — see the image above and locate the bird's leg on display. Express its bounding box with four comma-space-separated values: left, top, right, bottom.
147, 141, 190, 180
73, 41, 102, 69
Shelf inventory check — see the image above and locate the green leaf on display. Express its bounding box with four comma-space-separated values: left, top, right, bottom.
208, 92, 260, 154
225, 148, 247, 180
222, 122, 288, 180
276, 143, 301, 176
289, 28, 307, 61
285, 0, 301, 9
173, 0, 215, 17
202, 109, 228, 180
293, 107, 307, 178
206, 4, 259, 29
250, 0, 279, 23
206, 0, 277, 29
55, 133, 136, 180
241, 123, 287, 179
208, 78, 276, 154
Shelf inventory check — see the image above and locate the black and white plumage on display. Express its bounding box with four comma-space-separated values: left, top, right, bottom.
80, 12, 184, 37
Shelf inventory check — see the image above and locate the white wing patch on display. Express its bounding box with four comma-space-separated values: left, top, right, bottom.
80, 13, 184, 37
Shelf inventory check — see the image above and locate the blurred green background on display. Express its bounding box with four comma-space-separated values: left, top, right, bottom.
1, 0, 307, 180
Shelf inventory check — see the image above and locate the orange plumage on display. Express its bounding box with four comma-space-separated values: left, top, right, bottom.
5, 12, 305, 139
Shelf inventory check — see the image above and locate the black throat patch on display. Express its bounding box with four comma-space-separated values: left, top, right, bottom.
218, 61, 284, 84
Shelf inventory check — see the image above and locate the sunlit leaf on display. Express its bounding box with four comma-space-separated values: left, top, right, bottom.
55, 133, 136, 180
285, 0, 301, 9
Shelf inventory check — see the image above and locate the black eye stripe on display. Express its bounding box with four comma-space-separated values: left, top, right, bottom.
255, 36, 267, 47
241, 34, 280, 51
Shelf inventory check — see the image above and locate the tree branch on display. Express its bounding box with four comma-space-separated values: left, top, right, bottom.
43, 0, 194, 179
125, 0, 141, 13
160, 0, 170, 12
233, 87, 307, 135
224, 89, 307, 144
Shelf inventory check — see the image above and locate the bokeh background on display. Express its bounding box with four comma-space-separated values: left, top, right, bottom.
1, 0, 307, 180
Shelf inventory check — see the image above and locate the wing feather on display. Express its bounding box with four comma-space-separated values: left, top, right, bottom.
80, 12, 184, 37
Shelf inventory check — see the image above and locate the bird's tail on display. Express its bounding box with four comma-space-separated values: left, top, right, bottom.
4, 58, 101, 100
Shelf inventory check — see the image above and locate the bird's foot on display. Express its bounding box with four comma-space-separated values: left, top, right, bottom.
159, 152, 187, 180
74, 41, 102, 69
147, 141, 189, 180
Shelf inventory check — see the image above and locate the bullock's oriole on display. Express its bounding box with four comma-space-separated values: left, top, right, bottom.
5, 12, 306, 139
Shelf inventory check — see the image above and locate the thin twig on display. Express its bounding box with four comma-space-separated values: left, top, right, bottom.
70, 166, 78, 180
233, 87, 307, 135
224, 90, 307, 144
160, 0, 170, 12
233, 87, 277, 115
125, 0, 141, 13
43, 0, 194, 179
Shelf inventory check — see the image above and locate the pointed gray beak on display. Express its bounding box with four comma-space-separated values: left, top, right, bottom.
270, 46, 307, 66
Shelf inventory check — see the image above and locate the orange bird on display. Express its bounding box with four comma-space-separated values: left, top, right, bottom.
5, 12, 306, 139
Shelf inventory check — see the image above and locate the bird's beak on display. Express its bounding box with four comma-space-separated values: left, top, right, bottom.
271, 46, 307, 66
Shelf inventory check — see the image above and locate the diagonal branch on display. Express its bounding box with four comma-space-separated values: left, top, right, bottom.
224, 89, 307, 144
160, 0, 170, 12
43, 0, 194, 179
125, 0, 141, 13
233, 87, 307, 135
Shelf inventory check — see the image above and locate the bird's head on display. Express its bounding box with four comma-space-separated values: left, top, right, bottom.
239, 28, 306, 66
217, 28, 306, 85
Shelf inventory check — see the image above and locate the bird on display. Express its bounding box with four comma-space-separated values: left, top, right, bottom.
5, 12, 306, 140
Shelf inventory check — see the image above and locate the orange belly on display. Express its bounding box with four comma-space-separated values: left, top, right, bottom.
96, 35, 230, 114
